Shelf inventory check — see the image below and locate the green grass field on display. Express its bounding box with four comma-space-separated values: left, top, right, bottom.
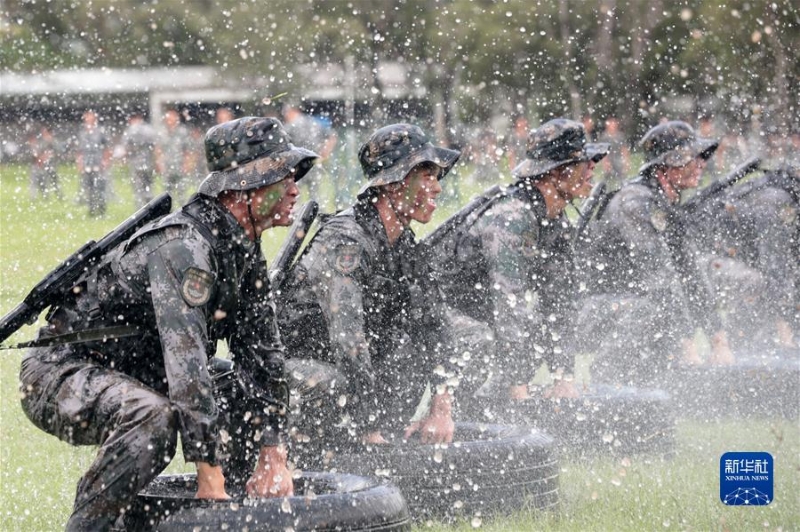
1, 162, 798, 531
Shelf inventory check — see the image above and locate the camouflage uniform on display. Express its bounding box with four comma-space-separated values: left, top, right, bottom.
578, 121, 720, 385
77, 122, 109, 216
158, 122, 193, 203
277, 124, 459, 465
431, 119, 608, 402
700, 166, 800, 346
123, 118, 157, 206
28, 127, 62, 199
19, 117, 316, 531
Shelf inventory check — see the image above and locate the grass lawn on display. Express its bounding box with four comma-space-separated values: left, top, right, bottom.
1, 161, 798, 531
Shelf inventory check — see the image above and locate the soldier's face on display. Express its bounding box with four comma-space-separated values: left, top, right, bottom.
393, 163, 442, 225
669, 157, 705, 190
560, 161, 595, 200
252, 176, 300, 228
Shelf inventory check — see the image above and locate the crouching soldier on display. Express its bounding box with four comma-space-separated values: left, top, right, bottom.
18, 117, 317, 531
578, 120, 734, 386
429, 118, 608, 410
277, 124, 460, 466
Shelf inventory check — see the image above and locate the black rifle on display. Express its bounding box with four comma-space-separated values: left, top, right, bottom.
0, 193, 172, 345
268, 200, 319, 293
423, 184, 504, 249
573, 181, 607, 242
681, 156, 761, 217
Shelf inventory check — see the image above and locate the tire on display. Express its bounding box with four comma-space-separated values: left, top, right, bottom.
470, 384, 676, 457
124, 472, 411, 531
326, 422, 559, 523
656, 352, 800, 419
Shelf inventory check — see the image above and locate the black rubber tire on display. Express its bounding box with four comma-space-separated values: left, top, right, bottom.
124, 472, 411, 531
326, 422, 559, 523
656, 352, 800, 419
469, 384, 676, 457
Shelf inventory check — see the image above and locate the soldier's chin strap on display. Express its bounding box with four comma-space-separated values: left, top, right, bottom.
245, 190, 262, 244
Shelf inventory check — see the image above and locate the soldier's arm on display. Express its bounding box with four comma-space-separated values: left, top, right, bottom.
303, 233, 378, 431
475, 203, 542, 386
145, 234, 219, 465
228, 254, 288, 447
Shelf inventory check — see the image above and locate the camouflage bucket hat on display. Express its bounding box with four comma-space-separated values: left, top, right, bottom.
357, 123, 460, 196
638, 121, 719, 175
198, 117, 319, 197
512, 118, 609, 181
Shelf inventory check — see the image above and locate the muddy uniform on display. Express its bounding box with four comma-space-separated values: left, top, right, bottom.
20, 195, 287, 531
278, 201, 453, 460
431, 183, 576, 398
159, 124, 192, 202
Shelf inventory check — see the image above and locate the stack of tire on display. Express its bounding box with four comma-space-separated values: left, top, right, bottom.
655, 349, 800, 419
469, 384, 676, 458
123, 472, 411, 531
327, 422, 559, 523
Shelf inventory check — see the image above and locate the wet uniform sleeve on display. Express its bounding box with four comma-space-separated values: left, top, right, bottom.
304, 234, 378, 431
228, 253, 288, 447
145, 235, 219, 464
611, 190, 694, 336
471, 201, 541, 385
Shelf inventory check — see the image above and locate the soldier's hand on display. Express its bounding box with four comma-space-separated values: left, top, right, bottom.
680, 338, 703, 366
708, 330, 735, 366
362, 431, 389, 445
509, 384, 530, 401
404, 391, 454, 444
776, 318, 795, 347
195, 462, 230, 500
543, 378, 580, 399
246, 445, 294, 499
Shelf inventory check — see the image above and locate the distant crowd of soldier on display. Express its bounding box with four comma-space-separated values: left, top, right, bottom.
11, 106, 798, 530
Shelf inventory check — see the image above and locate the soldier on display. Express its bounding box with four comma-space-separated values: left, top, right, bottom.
277, 124, 460, 465
28, 124, 62, 200
19, 117, 317, 531
578, 121, 734, 386
76, 110, 111, 216
156, 109, 193, 203
430, 118, 608, 409
701, 164, 799, 349
122, 113, 157, 206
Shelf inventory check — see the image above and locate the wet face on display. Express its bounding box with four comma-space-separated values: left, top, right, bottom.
390, 162, 442, 225
558, 160, 596, 200
668, 157, 706, 191
251, 175, 300, 228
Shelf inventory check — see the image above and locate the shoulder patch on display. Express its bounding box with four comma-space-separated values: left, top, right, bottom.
650, 209, 668, 232
180, 267, 214, 307
333, 244, 361, 274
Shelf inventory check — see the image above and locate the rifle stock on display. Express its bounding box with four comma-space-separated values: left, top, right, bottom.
682, 156, 761, 215
574, 181, 607, 241
424, 184, 504, 249
0, 193, 172, 345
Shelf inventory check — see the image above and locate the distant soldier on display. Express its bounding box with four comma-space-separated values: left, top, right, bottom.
19, 117, 316, 530
76, 110, 111, 216
156, 109, 193, 203
28, 125, 62, 200
430, 118, 608, 408
278, 124, 460, 465
122, 113, 157, 206
578, 121, 734, 386
598, 116, 630, 190
283, 103, 337, 204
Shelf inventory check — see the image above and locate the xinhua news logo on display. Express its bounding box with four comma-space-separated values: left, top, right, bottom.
720, 452, 773, 506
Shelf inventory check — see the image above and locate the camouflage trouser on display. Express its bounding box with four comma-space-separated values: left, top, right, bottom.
81, 170, 106, 216
285, 345, 432, 469
130, 168, 155, 206
577, 294, 688, 386
444, 310, 499, 406
19, 348, 255, 532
